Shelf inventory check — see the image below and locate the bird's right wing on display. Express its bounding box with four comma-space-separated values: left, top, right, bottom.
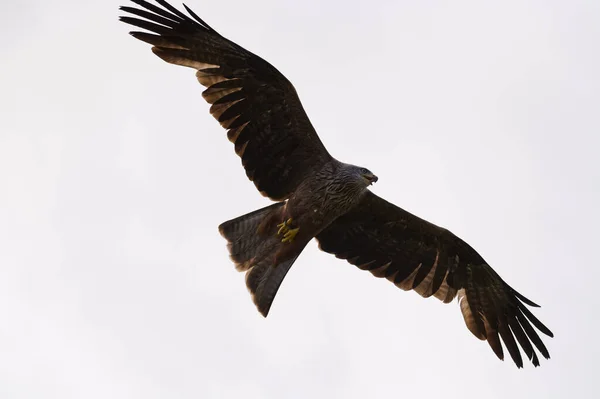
120, 0, 332, 200
316, 191, 553, 367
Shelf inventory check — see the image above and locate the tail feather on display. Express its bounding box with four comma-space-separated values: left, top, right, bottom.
219, 203, 305, 316
245, 255, 300, 317
219, 203, 283, 271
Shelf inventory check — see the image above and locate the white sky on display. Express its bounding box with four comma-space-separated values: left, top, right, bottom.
1, 0, 599, 398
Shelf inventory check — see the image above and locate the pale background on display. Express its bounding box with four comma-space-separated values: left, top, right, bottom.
1, 0, 599, 398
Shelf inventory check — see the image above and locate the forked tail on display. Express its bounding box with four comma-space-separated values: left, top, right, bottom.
218, 203, 304, 316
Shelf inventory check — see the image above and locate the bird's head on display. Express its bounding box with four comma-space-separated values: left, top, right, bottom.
355, 165, 378, 187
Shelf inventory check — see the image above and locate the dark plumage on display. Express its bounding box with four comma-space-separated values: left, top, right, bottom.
120, 0, 553, 368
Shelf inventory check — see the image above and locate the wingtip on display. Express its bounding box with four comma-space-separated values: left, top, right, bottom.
182, 2, 215, 31
128, 31, 153, 45
511, 287, 541, 307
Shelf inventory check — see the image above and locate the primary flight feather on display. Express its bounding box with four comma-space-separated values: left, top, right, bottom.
120, 0, 553, 368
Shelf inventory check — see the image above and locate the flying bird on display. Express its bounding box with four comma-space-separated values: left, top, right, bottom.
120, 0, 553, 367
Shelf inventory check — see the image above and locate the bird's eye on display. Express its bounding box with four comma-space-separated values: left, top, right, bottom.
360, 168, 368, 174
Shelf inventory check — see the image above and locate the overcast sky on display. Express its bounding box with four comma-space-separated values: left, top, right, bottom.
1, 0, 599, 398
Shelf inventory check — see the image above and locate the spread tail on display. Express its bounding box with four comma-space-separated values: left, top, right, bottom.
218, 203, 304, 316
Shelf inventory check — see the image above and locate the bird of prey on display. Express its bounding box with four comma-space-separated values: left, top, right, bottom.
120, 0, 553, 367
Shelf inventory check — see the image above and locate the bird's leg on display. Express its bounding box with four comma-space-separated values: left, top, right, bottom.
276, 218, 300, 243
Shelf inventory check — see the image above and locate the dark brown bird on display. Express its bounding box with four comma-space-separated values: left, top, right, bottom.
120, 0, 553, 368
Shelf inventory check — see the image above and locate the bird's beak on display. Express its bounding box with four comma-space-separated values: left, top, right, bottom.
368, 174, 378, 185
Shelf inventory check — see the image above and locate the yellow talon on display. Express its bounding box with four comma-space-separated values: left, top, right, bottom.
276, 218, 294, 235
275, 218, 299, 243
281, 227, 299, 243
277, 222, 287, 235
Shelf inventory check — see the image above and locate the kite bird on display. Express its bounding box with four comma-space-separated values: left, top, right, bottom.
120, 0, 553, 367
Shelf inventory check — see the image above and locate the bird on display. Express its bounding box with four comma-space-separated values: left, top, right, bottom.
120, 0, 553, 368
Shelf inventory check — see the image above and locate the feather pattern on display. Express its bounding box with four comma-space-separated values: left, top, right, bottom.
218, 202, 300, 316
120, 0, 332, 200
316, 191, 554, 367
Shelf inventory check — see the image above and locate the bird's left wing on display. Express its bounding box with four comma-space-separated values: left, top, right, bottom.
316, 191, 553, 368
120, 0, 332, 201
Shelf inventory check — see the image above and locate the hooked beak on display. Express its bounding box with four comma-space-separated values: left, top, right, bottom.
365, 174, 378, 185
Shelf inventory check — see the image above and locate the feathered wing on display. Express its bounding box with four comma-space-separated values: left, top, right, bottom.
120, 0, 332, 200
316, 191, 553, 368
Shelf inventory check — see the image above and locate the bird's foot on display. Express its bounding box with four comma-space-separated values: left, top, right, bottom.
276, 218, 299, 243
277, 218, 293, 235
281, 227, 299, 243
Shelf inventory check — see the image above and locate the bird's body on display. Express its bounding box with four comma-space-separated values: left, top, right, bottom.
120, 0, 553, 368
268, 160, 375, 264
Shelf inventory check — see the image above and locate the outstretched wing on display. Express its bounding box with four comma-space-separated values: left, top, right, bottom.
120, 0, 331, 200
316, 191, 553, 367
